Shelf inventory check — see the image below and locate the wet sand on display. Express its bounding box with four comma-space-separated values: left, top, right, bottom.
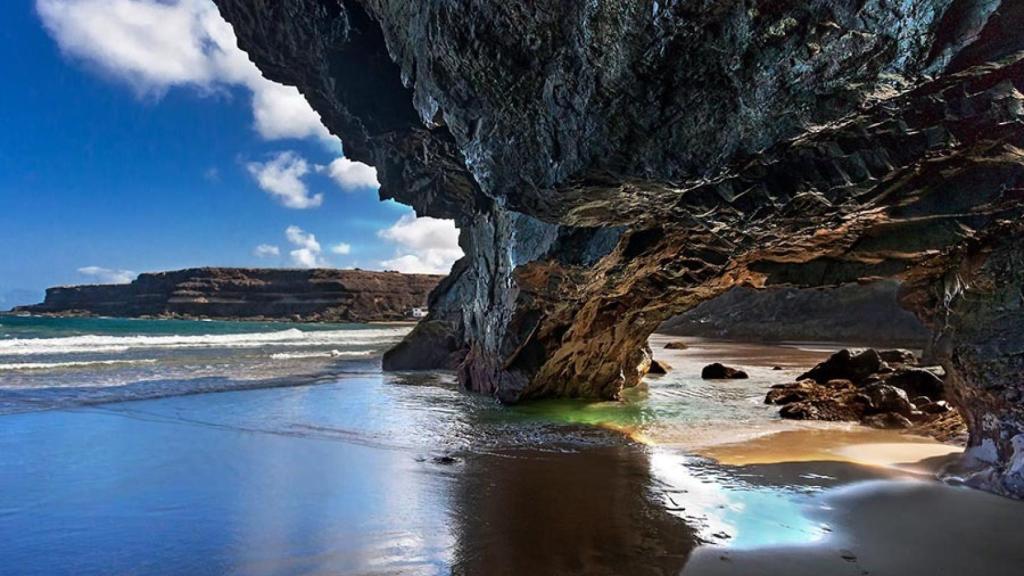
683, 477, 1024, 576
3, 336, 1022, 575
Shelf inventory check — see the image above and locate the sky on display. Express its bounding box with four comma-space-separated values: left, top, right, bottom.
0, 0, 463, 307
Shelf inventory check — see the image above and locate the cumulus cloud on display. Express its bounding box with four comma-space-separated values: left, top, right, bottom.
285, 225, 326, 268
319, 157, 379, 191
377, 215, 462, 274
246, 152, 323, 209
330, 242, 352, 255
253, 244, 280, 258
36, 0, 332, 142
78, 266, 136, 284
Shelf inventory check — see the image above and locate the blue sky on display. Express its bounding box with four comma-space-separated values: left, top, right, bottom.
0, 0, 461, 307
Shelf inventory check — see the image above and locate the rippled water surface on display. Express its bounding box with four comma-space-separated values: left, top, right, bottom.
2, 318, 1021, 575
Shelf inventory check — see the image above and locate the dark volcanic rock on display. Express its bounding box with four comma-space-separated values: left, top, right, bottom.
14, 268, 442, 323
660, 281, 928, 346
214, 0, 1024, 496
663, 341, 689, 350
648, 359, 671, 375
798, 349, 887, 385
701, 363, 748, 380
884, 368, 946, 400
861, 383, 915, 418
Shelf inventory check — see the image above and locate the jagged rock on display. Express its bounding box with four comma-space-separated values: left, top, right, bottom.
383, 320, 466, 371
663, 341, 689, 350
214, 0, 1024, 496
13, 267, 441, 323
648, 359, 671, 375
701, 363, 748, 380
766, 381, 818, 405
779, 399, 861, 422
797, 349, 888, 385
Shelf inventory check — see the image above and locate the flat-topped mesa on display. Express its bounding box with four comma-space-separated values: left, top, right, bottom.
214, 1, 1024, 494
14, 268, 443, 323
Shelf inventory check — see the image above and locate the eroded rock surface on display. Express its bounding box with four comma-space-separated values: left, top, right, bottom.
13, 268, 441, 323
214, 0, 1024, 494
767, 348, 962, 435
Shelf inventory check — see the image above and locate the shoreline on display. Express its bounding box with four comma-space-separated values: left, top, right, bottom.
0, 310, 423, 325
4, 326, 1022, 575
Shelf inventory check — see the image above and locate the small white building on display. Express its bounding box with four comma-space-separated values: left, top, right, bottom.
410, 307, 428, 319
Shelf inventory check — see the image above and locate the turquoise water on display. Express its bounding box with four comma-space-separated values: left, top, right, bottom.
0, 315, 373, 339
4, 318, 1017, 574
0, 315, 412, 413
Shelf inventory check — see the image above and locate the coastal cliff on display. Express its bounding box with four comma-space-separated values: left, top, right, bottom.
660, 281, 929, 347
214, 0, 1024, 497
13, 268, 442, 323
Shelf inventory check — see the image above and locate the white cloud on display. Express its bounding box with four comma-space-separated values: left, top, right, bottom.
285, 225, 326, 268
253, 244, 280, 258
77, 266, 136, 284
319, 157, 379, 191
330, 242, 352, 255
36, 0, 333, 143
246, 152, 323, 209
377, 215, 462, 274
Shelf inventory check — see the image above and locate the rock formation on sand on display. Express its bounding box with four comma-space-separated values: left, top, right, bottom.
767, 348, 964, 441
13, 268, 442, 323
213, 1, 1024, 496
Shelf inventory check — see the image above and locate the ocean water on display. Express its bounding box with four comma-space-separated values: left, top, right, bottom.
0, 316, 411, 413
3, 317, 1020, 575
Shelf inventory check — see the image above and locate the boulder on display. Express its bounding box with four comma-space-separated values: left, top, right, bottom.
648, 359, 671, 374
882, 368, 945, 400
663, 341, 689, 350
862, 383, 914, 417
702, 363, 748, 380
797, 349, 887, 385
765, 381, 815, 405
778, 399, 860, 421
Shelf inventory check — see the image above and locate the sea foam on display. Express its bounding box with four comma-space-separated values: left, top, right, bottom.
0, 327, 410, 356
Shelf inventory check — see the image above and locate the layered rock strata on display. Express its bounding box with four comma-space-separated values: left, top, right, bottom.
14, 268, 442, 323
214, 1, 1024, 494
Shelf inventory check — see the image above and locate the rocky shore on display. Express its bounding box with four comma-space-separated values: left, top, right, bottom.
12, 268, 442, 323
764, 348, 967, 444
214, 0, 1024, 498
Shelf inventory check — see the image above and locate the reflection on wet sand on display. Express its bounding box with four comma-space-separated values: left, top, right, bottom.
449, 446, 694, 576
700, 427, 962, 472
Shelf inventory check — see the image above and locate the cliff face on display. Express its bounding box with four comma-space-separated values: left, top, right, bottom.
661, 281, 929, 347
214, 0, 1024, 495
15, 268, 442, 323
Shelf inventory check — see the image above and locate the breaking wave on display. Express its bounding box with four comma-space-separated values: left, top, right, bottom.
0, 327, 409, 356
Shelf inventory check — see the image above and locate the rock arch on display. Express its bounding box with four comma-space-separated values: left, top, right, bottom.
214, 0, 1024, 496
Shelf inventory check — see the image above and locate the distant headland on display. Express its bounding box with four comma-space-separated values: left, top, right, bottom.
9, 267, 443, 323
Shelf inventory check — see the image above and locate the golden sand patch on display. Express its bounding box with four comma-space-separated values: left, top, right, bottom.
698, 427, 961, 471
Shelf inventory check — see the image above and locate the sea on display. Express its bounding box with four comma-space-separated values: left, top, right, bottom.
1, 316, 1022, 575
